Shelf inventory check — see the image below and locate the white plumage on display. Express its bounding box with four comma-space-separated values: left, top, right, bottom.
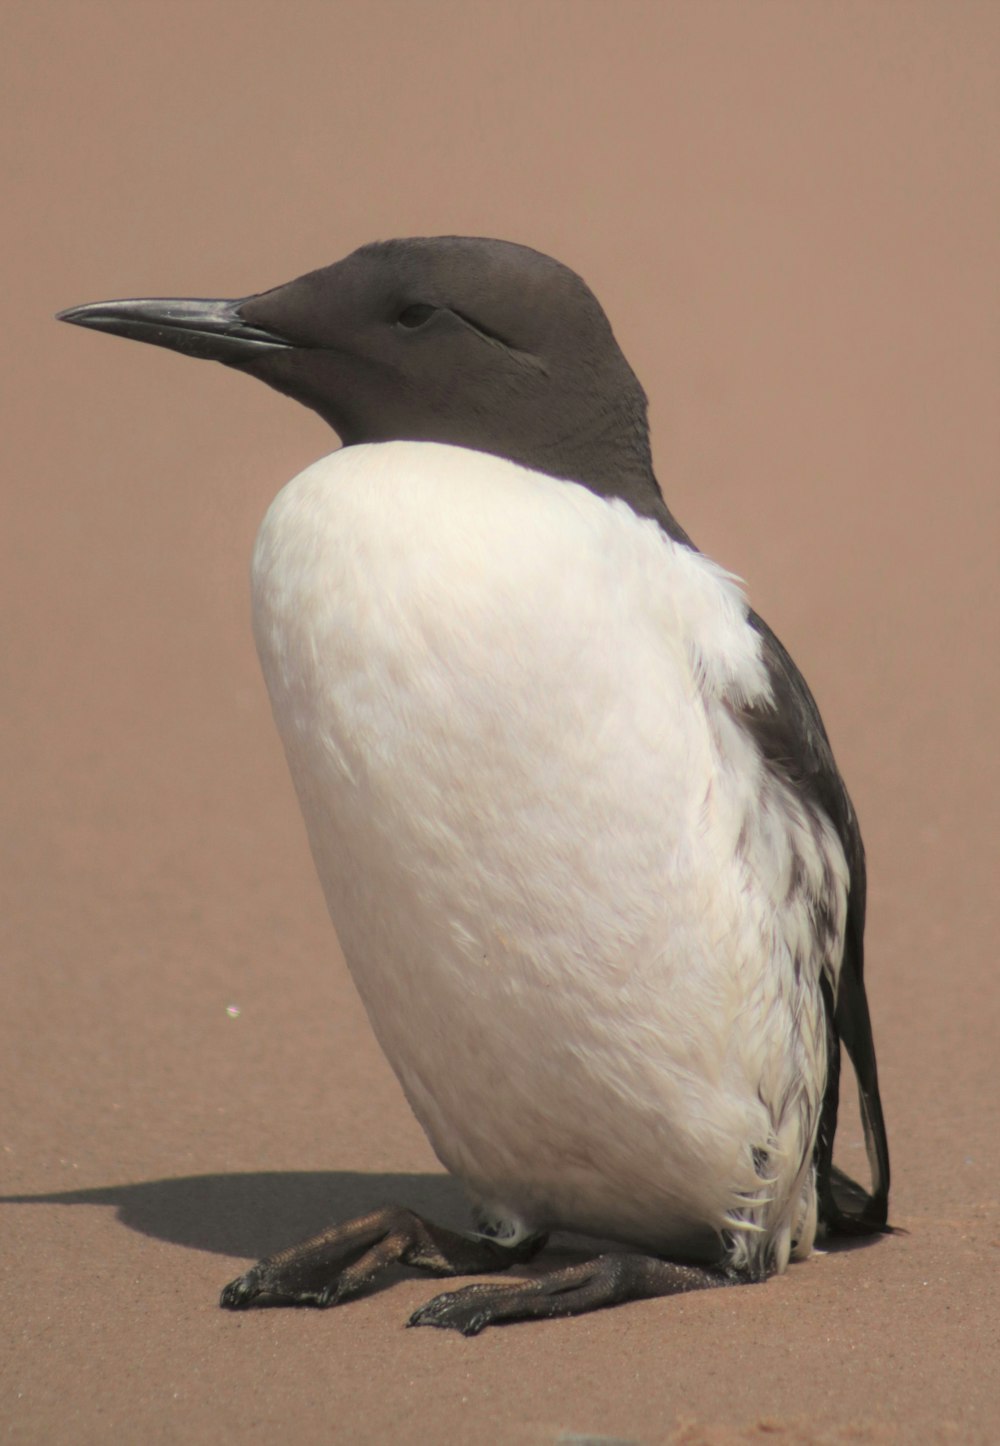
250, 439, 847, 1278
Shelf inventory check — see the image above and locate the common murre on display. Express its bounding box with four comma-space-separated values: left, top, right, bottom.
58, 236, 890, 1334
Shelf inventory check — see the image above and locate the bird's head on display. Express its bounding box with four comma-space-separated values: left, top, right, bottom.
59, 235, 669, 517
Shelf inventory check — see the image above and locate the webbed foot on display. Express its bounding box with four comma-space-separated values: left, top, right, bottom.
408, 1251, 738, 1334
219, 1205, 546, 1311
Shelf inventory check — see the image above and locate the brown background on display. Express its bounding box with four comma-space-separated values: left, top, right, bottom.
3, 2, 998, 1442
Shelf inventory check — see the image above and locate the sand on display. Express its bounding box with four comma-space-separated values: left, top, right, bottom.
3, 3, 998, 1442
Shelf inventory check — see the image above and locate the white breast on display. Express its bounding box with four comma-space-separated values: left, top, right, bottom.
250, 441, 847, 1274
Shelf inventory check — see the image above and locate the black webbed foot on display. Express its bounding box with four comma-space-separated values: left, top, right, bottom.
219, 1206, 546, 1310
408, 1251, 740, 1335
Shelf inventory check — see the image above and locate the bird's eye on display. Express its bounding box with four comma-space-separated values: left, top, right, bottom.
396, 303, 439, 329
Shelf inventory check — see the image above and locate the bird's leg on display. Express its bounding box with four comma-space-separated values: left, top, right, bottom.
408, 1251, 744, 1335
219, 1206, 547, 1310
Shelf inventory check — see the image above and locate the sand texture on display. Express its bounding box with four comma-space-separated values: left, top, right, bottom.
3, 3, 998, 1442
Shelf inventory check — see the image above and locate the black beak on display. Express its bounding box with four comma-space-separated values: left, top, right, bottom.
56, 296, 295, 366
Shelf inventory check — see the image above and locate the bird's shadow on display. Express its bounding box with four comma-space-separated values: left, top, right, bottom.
2, 1167, 890, 1266
1, 1171, 470, 1260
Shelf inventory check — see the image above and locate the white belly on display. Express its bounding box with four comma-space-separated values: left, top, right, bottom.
250, 441, 847, 1272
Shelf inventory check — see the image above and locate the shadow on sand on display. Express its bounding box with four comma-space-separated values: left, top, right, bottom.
1, 1170, 469, 1260
2, 1168, 890, 1268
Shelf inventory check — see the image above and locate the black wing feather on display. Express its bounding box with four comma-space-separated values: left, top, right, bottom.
610, 491, 889, 1232
740, 611, 890, 1233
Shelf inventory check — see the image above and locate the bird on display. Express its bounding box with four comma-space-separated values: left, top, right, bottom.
58, 236, 890, 1334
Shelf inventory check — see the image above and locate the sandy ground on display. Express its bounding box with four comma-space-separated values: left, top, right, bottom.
3, 3, 998, 1442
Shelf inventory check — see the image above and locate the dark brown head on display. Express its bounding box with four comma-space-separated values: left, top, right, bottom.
59, 236, 680, 529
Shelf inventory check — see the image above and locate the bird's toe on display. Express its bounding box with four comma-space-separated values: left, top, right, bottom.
408, 1284, 505, 1336
219, 1269, 262, 1310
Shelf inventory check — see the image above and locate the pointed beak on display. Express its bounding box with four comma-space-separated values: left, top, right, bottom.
56, 296, 295, 365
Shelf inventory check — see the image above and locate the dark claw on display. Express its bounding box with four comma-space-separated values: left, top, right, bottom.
408, 1288, 496, 1336
219, 1270, 262, 1310
314, 1280, 348, 1309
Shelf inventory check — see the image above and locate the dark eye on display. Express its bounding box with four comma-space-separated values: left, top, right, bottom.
396, 303, 439, 330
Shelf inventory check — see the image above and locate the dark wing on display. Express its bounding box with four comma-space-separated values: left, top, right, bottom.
614, 491, 888, 1230
741, 610, 891, 1234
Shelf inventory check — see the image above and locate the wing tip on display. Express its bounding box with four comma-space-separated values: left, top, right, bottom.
820, 1163, 892, 1236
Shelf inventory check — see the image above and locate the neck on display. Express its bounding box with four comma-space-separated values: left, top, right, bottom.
522, 418, 694, 550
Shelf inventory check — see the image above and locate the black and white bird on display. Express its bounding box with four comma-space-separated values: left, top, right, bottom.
59, 237, 890, 1333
